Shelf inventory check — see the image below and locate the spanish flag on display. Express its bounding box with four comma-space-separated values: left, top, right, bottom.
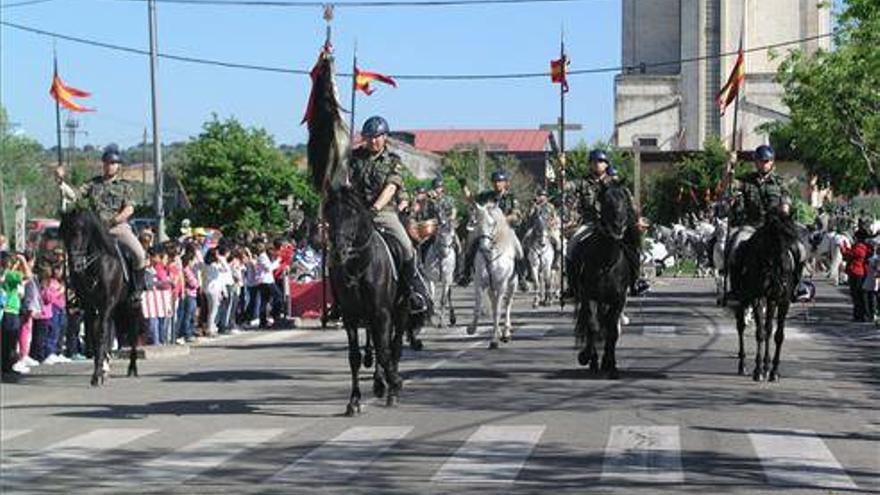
550, 56, 569, 93
717, 45, 744, 115
49, 68, 94, 113
354, 67, 396, 96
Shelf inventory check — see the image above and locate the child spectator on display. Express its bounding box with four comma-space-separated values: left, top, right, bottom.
19, 252, 42, 369
2, 253, 29, 375
43, 264, 70, 363
30, 264, 53, 364
179, 252, 199, 342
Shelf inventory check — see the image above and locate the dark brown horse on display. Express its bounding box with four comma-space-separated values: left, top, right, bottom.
729, 211, 802, 381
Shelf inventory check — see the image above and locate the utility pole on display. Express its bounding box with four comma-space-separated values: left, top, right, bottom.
147, 0, 166, 241
477, 139, 486, 191
632, 137, 642, 213
142, 127, 149, 204
0, 172, 6, 240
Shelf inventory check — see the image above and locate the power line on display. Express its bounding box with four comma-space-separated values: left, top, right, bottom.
0, 0, 58, 8
1, 19, 834, 80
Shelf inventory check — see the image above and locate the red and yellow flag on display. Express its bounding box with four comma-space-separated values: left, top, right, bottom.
717, 48, 744, 115
550, 56, 569, 93
49, 71, 94, 113
354, 68, 396, 95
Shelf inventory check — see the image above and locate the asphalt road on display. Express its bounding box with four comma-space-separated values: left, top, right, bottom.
1, 277, 878, 494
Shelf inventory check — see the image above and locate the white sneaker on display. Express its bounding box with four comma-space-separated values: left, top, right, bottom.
42, 354, 60, 365
175, 337, 186, 345
55, 354, 71, 363
23, 356, 40, 367
248, 319, 259, 327
11, 361, 31, 374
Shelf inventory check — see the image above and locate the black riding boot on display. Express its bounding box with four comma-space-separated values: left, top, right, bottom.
402, 258, 431, 315
130, 268, 146, 304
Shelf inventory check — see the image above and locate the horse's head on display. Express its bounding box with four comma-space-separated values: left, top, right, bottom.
325, 186, 373, 260
598, 184, 630, 240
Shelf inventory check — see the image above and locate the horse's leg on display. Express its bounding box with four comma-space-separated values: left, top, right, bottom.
373, 312, 401, 407
601, 301, 624, 379
488, 283, 501, 348
735, 306, 747, 376
89, 308, 103, 387
445, 284, 456, 326
99, 309, 113, 385
752, 300, 766, 382
468, 273, 481, 335
123, 303, 138, 378
344, 322, 363, 416
769, 300, 788, 382
363, 330, 374, 369
529, 255, 540, 308
503, 276, 515, 341
762, 300, 776, 380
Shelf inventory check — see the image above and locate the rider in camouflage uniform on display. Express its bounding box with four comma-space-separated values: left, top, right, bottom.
527, 189, 561, 267
725, 144, 803, 299
458, 169, 523, 285
56, 145, 147, 297
349, 116, 430, 314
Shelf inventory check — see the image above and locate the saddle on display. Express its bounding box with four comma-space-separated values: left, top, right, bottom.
373, 226, 403, 281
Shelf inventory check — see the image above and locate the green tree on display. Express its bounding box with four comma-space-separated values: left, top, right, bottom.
768, 0, 879, 195
174, 116, 317, 236
0, 107, 54, 243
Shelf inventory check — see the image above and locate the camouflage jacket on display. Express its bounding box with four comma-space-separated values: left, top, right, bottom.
429, 195, 456, 224
474, 190, 522, 226
570, 173, 614, 225
529, 201, 558, 225
82, 175, 137, 226
733, 171, 789, 227
349, 146, 404, 211
411, 198, 437, 223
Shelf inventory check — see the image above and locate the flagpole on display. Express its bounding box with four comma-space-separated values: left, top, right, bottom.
320, 5, 334, 329
558, 28, 567, 310
53, 50, 63, 174
350, 42, 358, 144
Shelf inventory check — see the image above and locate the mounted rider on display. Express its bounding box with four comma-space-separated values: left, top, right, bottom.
724, 144, 804, 299
55, 145, 146, 299
457, 169, 523, 285
565, 149, 643, 296
527, 188, 561, 267
349, 115, 431, 314
424, 177, 460, 254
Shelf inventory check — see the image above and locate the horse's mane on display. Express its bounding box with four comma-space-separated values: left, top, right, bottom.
62, 208, 117, 254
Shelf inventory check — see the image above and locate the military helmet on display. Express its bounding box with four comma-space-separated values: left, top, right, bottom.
588, 149, 609, 163
101, 145, 123, 165
415, 185, 428, 195
431, 177, 445, 190
755, 144, 775, 161
491, 170, 509, 182
536, 188, 548, 197
361, 116, 390, 138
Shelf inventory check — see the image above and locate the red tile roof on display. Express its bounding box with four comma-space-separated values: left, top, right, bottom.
398, 129, 552, 153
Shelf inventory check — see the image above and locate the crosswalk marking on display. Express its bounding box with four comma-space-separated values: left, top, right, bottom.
749, 429, 856, 489
601, 426, 683, 483
269, 426, 412, 483
135, 428, 283, 484
0, 429, 31, 442
433, 425, 545, 483
711, 326, 810, 340
1, 428, 156, 484
640, 325, 677, 336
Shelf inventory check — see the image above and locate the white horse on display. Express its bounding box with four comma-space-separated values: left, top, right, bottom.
712, 219, 729, 304
425, 215, 458, 328
523, 211, 557, 308
807, 230, 849, 284
467, 203, 522, 349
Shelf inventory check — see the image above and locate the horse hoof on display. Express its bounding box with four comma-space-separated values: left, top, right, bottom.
577, 350, 590, 366
488, 341, 499, 350
344, 403, 361, 417
363, 353, 374, 369
501, 335, 510, 343
90, 376, 99, 387
606, 368, 620, 380
373, 380, 386, 399
737, 366, 746, 376
410, 339, 424, 351
450, 315, 457, 325
466, 326, 477, 336
386, 395, 399, 408
589, 361, 600, 375
768, 371, 779, 382
752, 371, 762, 382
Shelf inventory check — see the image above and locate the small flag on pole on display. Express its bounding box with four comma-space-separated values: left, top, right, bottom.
717, 45, 744, 115
354, 68, 396, 95
551, 56, 569, 93
49, 70, 94, 113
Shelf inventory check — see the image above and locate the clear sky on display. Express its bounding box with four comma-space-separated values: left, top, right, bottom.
2, 0, 621, 149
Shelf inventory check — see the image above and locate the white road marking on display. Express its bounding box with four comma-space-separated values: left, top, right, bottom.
712, 326, 811, 340
1, 428, 156, 484
750, 429, 857, 489
0, 429, 31, 442
640, 325, 677, 337
601, 425, 683, 483
269, 426, 412, 483
134, 428, 283, 484
433, 425, 545, 483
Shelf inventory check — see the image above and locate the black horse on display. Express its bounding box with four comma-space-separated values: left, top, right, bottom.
305, 48, 413, 416
729, 211, 802, 381
572, 184, 640, 379
59, 208, 139, 386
